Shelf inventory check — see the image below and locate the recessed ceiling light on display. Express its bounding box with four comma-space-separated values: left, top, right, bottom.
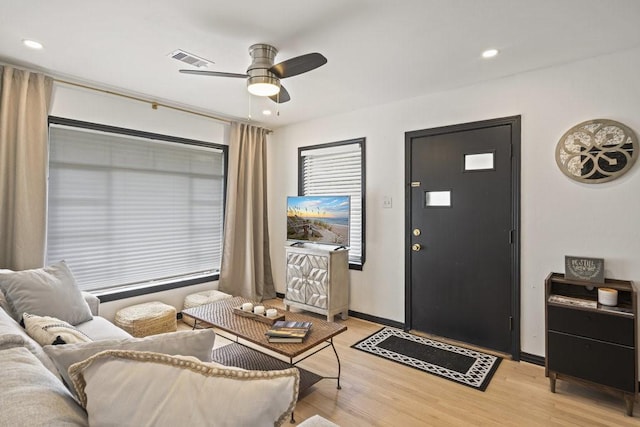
262, 110, 272, 116
482, 48, 499, 59
23, 39, 43, 50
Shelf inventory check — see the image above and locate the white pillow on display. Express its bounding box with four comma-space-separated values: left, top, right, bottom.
0, 261, 92, 325
23, 313, 92, 347
44, 329, 216, 391
69, 349, 299, 427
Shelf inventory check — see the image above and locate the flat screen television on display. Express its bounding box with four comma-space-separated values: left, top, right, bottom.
286, 195, 350, 247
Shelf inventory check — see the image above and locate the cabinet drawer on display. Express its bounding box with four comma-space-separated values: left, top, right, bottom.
547, 305, 634, 346
548, 331, 635, 392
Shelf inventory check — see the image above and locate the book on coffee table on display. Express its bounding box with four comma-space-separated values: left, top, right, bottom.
267, 336, 305, 343
266, 321, 312, 342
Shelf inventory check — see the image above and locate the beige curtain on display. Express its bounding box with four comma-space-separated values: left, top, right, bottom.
218, 122, 275, 301
0, 66, 53, 270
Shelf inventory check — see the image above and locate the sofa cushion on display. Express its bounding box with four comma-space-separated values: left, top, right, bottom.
0, 261, 92, 325
0, 306, 61, 377
43, 329, 216, 391
0, 347, 88, 426
0, 285, 11, 314
23, 313, 93, 346
69, 349, 299, 427
75, 315, 132, 341
0, 331, 25, 350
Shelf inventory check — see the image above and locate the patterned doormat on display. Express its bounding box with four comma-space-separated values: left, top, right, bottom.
211, 343, 322, 395
351, 328, 502, 391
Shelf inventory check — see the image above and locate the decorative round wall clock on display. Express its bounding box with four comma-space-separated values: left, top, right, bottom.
555, 119, 638, 183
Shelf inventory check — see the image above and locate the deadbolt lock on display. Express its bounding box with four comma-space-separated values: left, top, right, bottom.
412, 228, 421, 236
411, 243, 421, 252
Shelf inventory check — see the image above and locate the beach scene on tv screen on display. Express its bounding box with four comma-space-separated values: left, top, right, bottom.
287, 196, 350, 246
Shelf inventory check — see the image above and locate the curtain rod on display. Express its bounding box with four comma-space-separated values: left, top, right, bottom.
54, 78, 235, 125
3, 62, 269, 133
53, 78, 274, 134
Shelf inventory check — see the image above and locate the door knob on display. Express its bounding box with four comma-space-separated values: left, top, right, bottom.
413, 228, 421, 236
412, 243, 421, 252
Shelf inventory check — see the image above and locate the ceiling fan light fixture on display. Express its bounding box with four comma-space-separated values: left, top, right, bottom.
179, 43, 324, 104
248, 82, 280, 96
247, 75, 281, 97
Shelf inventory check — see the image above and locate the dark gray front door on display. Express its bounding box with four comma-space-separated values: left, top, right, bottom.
405, 116, 520, 358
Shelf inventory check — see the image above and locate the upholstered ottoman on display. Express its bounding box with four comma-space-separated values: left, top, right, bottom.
114, 301, 177, 337
181, 290, 232, 327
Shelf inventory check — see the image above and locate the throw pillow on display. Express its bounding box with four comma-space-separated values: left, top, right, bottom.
0, 261, 93, 325
43, 328, 216, 391
23, 313, 92, 347
69, 349, 299, 427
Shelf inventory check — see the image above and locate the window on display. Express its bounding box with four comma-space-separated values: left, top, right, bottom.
47, 117, 227, 296
299, 138, 365, 268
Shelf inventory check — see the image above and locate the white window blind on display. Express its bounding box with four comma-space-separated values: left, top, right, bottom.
300, 142, 364, 264
47, 124, 225, 292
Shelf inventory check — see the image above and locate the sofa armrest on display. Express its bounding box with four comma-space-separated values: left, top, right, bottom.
82, 292, 100, 316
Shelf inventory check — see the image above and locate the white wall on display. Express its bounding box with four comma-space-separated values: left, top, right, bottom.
50, 83, 229, 320
50, 83, 229, 143
267, 47, 640, 358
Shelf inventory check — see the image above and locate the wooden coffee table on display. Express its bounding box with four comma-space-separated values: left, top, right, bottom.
182, 296, 347, 389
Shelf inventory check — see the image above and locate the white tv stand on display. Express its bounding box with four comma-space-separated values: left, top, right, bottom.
283, 243, 349, 322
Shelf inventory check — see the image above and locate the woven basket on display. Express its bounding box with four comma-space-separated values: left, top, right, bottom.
114, 301, 177, 337
182, 290, 232, 327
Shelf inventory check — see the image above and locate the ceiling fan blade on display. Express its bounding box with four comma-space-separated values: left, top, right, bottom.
269, 85, 291, 103
269, 53, 327, 79
179, 69, 248, 78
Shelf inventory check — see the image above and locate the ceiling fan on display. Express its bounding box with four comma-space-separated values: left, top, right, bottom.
179, 43, 327, 103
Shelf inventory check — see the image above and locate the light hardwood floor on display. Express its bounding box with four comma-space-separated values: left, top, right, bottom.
180, 300, 638, 426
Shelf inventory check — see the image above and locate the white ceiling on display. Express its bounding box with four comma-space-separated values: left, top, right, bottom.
2, 0, 640, 129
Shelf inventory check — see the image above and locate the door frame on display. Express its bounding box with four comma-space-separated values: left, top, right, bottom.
404, 116, 521, 360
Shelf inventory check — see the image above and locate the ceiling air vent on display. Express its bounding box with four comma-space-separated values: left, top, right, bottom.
168, 49, 213, 68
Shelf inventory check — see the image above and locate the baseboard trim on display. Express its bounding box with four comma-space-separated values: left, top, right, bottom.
259, 295, 550, 366
274, 293, 403, 329
348, 310, 404, 329
520, 352, 545, 366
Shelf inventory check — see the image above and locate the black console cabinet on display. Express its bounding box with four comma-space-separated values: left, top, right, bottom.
545, 272, 637, 416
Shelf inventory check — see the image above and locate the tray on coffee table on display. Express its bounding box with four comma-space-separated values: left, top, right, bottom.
232, 306, 285, 324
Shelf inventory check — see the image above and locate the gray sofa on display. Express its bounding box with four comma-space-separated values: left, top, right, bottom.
0, 292, 132, 425
0, 290, 306, 426
0, 289, 131, 371
0, 265, 335, 426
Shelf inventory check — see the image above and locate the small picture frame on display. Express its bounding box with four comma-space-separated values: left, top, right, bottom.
564, 256, 605, 283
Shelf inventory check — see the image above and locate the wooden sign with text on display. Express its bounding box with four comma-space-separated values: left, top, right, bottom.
564, 256, 605, 283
